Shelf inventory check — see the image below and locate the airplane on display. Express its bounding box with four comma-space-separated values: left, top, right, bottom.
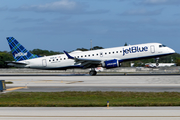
6, 37, 175, 75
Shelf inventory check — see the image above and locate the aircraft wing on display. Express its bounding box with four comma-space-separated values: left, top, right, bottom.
64, 51, 102, 68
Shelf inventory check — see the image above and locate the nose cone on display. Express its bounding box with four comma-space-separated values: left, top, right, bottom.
168, 47, 175, 54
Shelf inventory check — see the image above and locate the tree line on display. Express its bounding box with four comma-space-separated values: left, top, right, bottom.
0, 46, 180, 68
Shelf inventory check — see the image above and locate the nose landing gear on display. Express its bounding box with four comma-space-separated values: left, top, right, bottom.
155, 57, 159, 67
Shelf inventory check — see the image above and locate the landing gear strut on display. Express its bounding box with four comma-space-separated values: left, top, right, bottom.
155, 57, 159, 67
89, 68, 97, 76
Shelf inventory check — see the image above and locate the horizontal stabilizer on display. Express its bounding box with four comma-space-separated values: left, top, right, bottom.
5, 61, 27, 65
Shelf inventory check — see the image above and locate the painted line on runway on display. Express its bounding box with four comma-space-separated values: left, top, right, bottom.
67, 81, 84, 84
0, 115, 180, 117
6, 87, 26, 91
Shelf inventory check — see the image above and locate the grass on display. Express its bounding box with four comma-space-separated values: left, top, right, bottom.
0, 91, 180, 107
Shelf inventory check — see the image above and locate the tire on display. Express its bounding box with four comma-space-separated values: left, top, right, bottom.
89, 71, 97, 76
156, 63, 159, 66
93, 71, 97, 75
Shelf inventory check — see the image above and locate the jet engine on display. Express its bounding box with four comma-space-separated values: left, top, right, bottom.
102, 59, 119, 68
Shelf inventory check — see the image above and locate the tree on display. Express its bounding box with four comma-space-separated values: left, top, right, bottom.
131, 53, 180, 66
175, 58, 180, 66
30, 49, 62, 56
76, 48, 89, 51
0, 51, 14, 68
133, 60, 145, 67
92, 46, 104, 50
121, 61, 131, 67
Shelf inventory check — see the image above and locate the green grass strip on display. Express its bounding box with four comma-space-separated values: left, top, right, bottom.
1, 91, 180, 107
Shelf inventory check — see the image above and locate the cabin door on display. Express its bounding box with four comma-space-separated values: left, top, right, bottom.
150, 45, 155, 53
42, 59, 47, 67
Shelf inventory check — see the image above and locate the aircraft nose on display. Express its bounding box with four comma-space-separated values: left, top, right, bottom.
168, 48, 175, 54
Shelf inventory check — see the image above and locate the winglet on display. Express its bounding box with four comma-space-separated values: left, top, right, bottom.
64, 51, 74, 59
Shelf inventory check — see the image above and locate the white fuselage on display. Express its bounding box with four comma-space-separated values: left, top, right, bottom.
13, 43, 175, 70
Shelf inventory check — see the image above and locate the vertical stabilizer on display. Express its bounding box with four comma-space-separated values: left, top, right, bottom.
7, 37, 39, 61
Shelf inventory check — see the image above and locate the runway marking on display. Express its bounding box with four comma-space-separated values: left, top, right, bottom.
0, 115, 180, 117
6, 87, 26, 91
67, 81, 83, 84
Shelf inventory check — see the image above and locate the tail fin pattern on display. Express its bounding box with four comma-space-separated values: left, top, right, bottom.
7, 37, 39, 61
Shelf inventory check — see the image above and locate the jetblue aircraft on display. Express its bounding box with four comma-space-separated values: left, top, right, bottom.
6, 37, 175, 75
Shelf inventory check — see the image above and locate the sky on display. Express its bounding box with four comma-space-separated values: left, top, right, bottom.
0, 0, 180, 53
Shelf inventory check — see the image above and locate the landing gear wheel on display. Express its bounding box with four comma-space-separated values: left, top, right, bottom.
156, 63, 159, 66
155, 57, 159, 67
89, 70, 97, 76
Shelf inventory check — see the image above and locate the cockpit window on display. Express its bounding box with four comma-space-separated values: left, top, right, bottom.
159, 44, 166, 48
162, 45, 166, 47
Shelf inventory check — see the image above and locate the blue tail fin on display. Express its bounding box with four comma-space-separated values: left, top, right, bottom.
7, 37, 39, 61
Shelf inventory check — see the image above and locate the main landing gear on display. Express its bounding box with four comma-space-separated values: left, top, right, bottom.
89, 68, 97, 76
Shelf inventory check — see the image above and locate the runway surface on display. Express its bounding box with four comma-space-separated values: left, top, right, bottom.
5, 86, 180, 92
0, 107, 180, 120
0, 73, 180, 76
1, 75, 180, 92
1, 74, 180, 120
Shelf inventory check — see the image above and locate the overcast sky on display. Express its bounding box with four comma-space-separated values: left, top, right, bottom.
0, 0, 180, 53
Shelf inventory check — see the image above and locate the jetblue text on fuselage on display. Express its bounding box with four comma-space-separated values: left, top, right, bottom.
15, 52, 27, 58
123, 46, 148, 56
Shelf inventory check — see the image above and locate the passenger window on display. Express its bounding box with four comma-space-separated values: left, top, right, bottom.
105, 53, 107, 55
96, 54, 98, 56
116, 51, 118, 53
85, 55, 87, 57
92, 54, 94, 56
64, 58, 66, 60
56, 59, 58, 61
109, 52, 111, 54
112, 52, 114, 54
81, 56, 83, 57
49, 60, 51, 62
88, 55, 90, 57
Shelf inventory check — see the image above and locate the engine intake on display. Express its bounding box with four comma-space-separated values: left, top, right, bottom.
103, 59, 119, 68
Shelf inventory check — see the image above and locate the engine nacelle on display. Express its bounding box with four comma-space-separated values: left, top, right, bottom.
103, 59, 119, 68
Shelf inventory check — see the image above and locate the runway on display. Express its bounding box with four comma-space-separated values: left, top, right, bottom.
0, 73, 180, 76
0, 107, 180, 120
2, 75, 180, 92
1, 75, 180, 119
5, 86, 180, 92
